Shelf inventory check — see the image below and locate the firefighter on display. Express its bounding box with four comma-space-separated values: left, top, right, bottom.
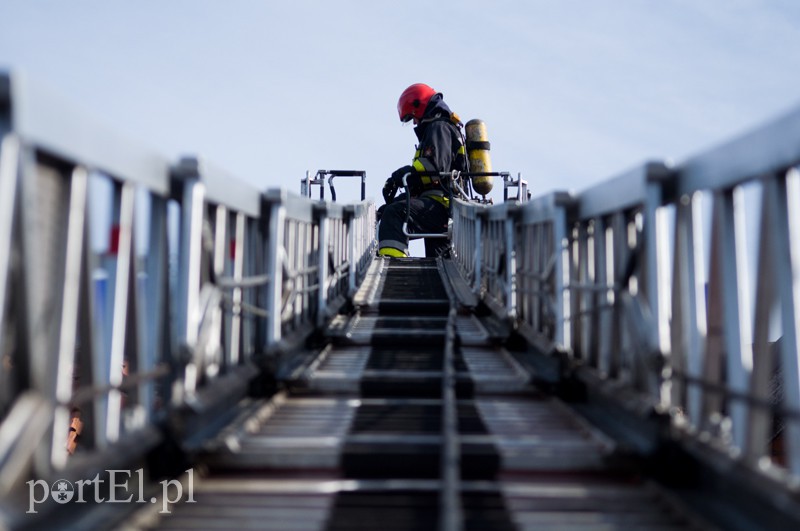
378, 83, 466, 257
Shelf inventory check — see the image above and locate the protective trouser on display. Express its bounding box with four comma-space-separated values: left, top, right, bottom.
378, 196, 449, 257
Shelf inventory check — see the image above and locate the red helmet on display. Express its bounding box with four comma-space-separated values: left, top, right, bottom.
397, 83, 436, 123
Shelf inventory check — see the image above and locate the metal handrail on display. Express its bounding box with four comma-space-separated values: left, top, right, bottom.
450, 101, 800, 481
302, 169, 367, 202
4, 66, 800, 518
401, 171, 452, 239
0, 72, 379, 504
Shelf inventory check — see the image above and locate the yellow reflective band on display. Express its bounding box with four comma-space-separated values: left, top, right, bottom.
412, 160, 426, 172
457, 145, 466, 154
429, 195, 450, 208
421, 175, 432, 185
379, 247, 408, 258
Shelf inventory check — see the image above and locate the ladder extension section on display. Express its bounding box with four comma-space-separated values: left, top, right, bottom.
129, 258, 709, 530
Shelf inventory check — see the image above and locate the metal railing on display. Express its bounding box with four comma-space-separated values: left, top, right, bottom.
0, 72, 377, 519
565, 163, 671, 399
451, 103, 800, 483
513, 192, 572, 350
300, 169, 367, 202
4, 65, 800, 521
262, 190, 375, 350
450, 199, 518, 319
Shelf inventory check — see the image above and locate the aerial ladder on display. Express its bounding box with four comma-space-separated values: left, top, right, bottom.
1, 71, 800, 530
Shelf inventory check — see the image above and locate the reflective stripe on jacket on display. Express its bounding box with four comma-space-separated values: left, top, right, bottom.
408, 93, 467, 197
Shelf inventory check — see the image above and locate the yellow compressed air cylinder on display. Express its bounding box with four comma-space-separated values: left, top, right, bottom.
465, 119, 493, 196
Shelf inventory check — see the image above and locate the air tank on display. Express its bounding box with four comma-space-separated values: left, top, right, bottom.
465, 119, 494, 196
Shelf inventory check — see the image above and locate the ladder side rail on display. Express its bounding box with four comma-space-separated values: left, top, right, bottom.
172, 157, 269, 395
658, 106, 800, 477
263, 189, 320, 352
482, 203, 517, 320
346, 200, 377, 298
242, 216, 265, 361
171, 166, 208, 399
450, 198, 480, 294
78, 168, 170, 466
317, 201, 349, 327
565, 164, 670, 397
0, 71, 178, 506
513, 192, 573, 351
0, 135, 22, 420
45, 162, 171, 476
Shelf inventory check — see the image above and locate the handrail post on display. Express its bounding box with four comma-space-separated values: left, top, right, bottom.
316, 202, 329, 327
553, 198, 569, 350
504, 207, 517, 320
473, 211, 483, 296
263, 189, 286, 348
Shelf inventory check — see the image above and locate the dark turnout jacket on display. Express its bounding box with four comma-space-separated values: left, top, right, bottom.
411, 94, 467, 187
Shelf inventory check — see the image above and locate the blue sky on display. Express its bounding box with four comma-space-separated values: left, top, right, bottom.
2, 0, 800, 204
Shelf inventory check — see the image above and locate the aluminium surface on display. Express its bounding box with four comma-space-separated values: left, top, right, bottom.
200, 393, 616, 473
301, 344, 530, 395
673, 102, 800, 197
352, 256, 450, 313
135, 401, 708, 530
175, 156, 261, 217
126, 256, 712, 530
5, 71, 171, 194
263, 188, 317, 224
517, 190, 574, 225
132, 478, 706, 531
575, 162, 669, 220
326, 313, 491, 346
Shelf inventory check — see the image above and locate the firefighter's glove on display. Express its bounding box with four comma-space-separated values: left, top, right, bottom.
391, 165, 415, 187
382, 177, 398, 204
